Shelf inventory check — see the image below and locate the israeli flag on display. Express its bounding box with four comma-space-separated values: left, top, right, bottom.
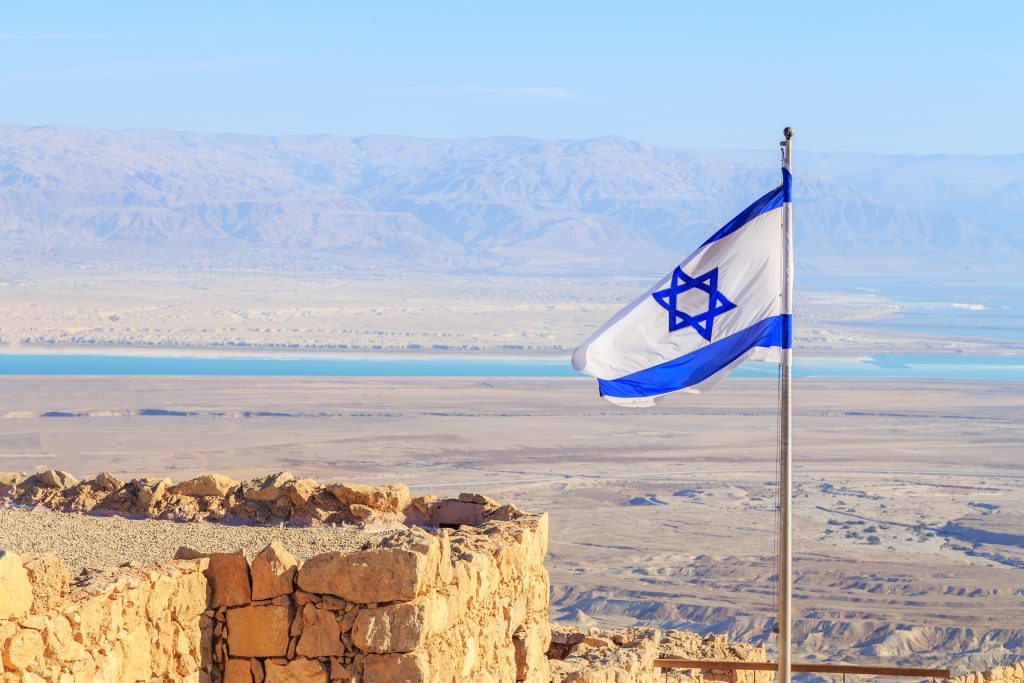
572, 168, 793, 407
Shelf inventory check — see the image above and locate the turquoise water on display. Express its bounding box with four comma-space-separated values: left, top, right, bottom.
0, 353, 1022, 381
802, 276, 1024, 343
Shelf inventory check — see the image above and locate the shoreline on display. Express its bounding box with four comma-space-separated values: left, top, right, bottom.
2, 343, 1023, 362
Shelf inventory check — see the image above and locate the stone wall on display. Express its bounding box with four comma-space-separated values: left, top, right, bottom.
0, 470, 781, 683
0, 469, 526, 530
659, 632, 772, 683
188, 514, 551, 683
0, 494, 551, 683
0, 550, 210, 682
952, 664, 1024, 683
548, 626, 660, 683
545, 627, 770, 683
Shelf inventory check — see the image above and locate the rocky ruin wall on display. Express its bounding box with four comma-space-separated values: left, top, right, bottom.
0, 509, 552, 683
0, 550, 209, 683
952, 664, 1024, 683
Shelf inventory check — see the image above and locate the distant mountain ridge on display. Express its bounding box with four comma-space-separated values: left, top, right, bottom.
2, 124, 1022, 275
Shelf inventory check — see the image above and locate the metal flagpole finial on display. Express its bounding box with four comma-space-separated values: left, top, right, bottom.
783, 127, 794, 139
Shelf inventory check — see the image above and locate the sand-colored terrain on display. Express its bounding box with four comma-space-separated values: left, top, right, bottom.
1, 375, 1021, 673
0, 506, 391, 574
1, 268, 1019, 355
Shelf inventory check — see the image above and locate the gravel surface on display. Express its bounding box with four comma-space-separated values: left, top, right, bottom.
0, 506, 398, 575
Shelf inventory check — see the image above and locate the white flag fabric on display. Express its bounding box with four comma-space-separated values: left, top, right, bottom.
572, 168, 792, 407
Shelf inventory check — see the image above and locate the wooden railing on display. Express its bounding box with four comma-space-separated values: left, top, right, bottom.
654, 658, 951, 681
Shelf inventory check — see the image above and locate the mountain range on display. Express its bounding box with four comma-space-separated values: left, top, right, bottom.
2, 124, 1023, 276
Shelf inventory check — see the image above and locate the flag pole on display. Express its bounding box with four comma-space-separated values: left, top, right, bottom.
778, 126, 794, 683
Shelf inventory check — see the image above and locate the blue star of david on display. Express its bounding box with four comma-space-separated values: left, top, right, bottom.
651, 266, 737, 341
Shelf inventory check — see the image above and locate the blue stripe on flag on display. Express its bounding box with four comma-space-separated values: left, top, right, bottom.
597, 314, 792, 399
699, 171, 789, 248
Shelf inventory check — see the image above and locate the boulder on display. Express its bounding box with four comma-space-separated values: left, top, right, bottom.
296, 604, 343, 657
458, 492, 498, 507
226, 604, 292, 657
170, 560, 211, 619
488, 503, 527, 521
282, 478, 319, 507
362, 652, 429, 683
2, 628, 44, 672
297, 544, 434, 603
411, 495, 437, 516
224, 657, 255, 683
349, 503, 376, 521
326, 482, 411, 513
177, 548, 251, 607
242, 471, 296, 502
0, 550, 34, 619
45, 613, 86, 662
93, 471, 124, 492
36, 469, 78, 489
134, 476, 171, 508
0, 471, 27, 486
173, 473, 239, 498
0, 472, 26, 499
352, 597, 434, 654
60, 482, 108, 511
264, 657, 328, 683
251, 540, 298, 600
514, 624, 551, 682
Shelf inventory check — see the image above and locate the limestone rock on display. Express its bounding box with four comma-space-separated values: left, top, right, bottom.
45, 613, 86, 662
252, 658, 266, 683
171, 561, 211, 619
550, 626, 660, 683
297, 544, 433, 603
349, 503, 376, 521
242, 471, 296, 502
173, 473, 239, 497
36, 469, 78, 489
177, 548, 251, 607
227, 604, 292, 657
251, 540, 298, 600
21, 554, 69, 613
134, 476, 172, 508
59, 481, 107, 511
2, 628, 45, 672
225, 657, 255, 683
0, 471, 27, 486
410, 495, 437, 516
282, 478, 319, 506
264, 657, 328, 683
513, 624, 551, 682
93, 471, 124, 492
326, 482, 411, 513
362, 651, 429, 683
329, 657, 351, 680
205, 550, 252, 606
296, 604, 343, 657
488, 503, 527, 521
458, 491, 498, 507
0, 550, 34, 619
352, 597, 434, 654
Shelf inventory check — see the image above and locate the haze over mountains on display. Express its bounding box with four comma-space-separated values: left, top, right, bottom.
2, 123, 1023, 277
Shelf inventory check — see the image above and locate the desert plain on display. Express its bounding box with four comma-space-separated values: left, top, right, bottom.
1, 373, 1021, 674
1, 262, 1022, 677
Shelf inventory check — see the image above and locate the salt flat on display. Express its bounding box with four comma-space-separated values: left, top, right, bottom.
2, 268, 1020, 356
0, 376, 1021, 673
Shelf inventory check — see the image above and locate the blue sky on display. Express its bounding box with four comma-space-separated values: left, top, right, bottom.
1, 1, 1021, 154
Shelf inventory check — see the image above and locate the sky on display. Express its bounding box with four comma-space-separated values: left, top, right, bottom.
1, 0, 1022, 155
